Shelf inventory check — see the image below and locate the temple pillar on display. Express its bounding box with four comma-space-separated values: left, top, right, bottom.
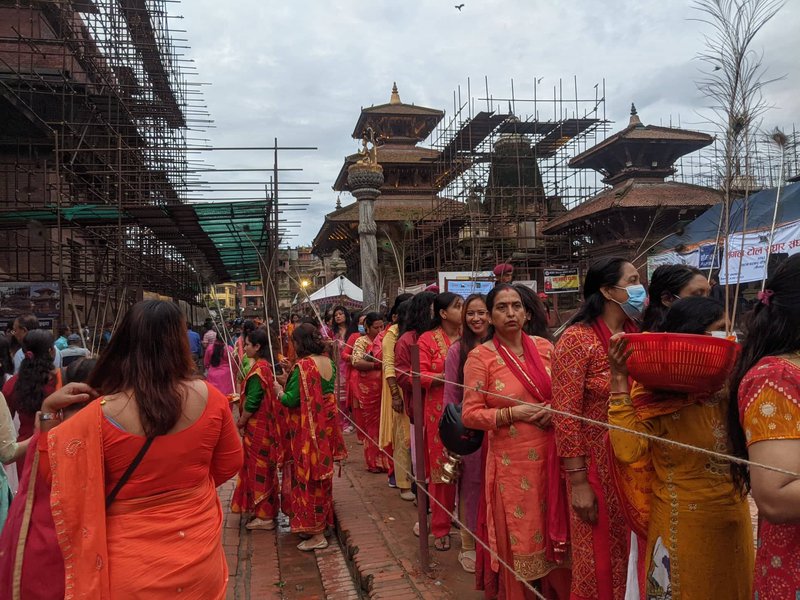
348, 161, 384, 311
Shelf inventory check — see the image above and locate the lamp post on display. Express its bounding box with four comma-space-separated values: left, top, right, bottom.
347, 129, 383, 312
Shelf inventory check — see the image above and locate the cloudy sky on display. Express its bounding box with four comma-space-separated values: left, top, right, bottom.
178, 0, 799, 246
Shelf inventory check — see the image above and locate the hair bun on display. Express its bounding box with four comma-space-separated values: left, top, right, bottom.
24, 350, 34, 360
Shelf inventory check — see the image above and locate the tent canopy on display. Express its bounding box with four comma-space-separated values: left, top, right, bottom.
305, 275, 363, 304
657, 182, 800, 251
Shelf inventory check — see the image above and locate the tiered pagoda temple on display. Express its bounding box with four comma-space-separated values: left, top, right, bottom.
313, 85, 455, 293
544, 105, 721, 264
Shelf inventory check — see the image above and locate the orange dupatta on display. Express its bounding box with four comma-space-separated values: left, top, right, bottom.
48, 400, 111, 600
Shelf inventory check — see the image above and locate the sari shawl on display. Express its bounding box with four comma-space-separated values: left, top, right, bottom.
352, 335, 388, 470
48, 401, 229, 599
492, 335, 570, 566
416, 327, 453, 483
234, 359, 285, 511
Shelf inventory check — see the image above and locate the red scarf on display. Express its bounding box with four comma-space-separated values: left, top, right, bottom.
492, 334, 569, 565
589, 316, 639, 352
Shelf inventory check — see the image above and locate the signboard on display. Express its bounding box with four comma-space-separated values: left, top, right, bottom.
438, 271, 494, 299
445, 279, 495, 298
515, 280, 537, 293
719, 220, 800, 285
0, 281, 60, 322
543, 268, 580, 294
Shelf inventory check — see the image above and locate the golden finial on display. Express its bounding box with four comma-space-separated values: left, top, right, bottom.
390, 82, 401, 105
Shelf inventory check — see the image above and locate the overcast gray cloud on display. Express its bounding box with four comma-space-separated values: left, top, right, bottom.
178, 0, 799, 245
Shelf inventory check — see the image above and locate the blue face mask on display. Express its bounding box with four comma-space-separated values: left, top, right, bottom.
358, 324, 366, 334
614, 284, 647, 321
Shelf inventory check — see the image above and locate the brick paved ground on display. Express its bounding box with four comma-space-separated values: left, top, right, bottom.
335, 435, 484, 600
217, 479, 360, 599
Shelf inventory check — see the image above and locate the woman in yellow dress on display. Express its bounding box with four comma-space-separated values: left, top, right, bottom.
607, 296, 753, 599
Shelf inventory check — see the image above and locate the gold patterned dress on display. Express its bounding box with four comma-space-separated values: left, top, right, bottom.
462, 338, 562, 598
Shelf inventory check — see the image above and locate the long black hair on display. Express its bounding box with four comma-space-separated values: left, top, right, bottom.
293, 322, 327, 358
727, 255, 800, 492
388, 293, 413, 323
210, 338, 226, 368
331, 305, 351, 338
15, 329, 55, 415
514, 284, 553, 342
400, 292, 435, 336
642, 264, 704, 332
661, 297, 723, 335
568, 257, 631, 326
345, 311, 363, 339
247, 328, 271, 360
457, 294, 488, 384
395, 299, 412, 333
0, 335, 13, 380
431, 292, 461, 329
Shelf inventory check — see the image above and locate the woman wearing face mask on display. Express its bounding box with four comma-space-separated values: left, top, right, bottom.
607, 297, 753, 599
462, 285, 571, 599
351, 312, 390, 472
551, 257, 643, 600
417, 292, 463, 552
442, 294, 489, 574
641, 265, 709, 333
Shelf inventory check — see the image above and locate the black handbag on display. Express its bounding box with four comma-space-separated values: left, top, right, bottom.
438, 403, 483, 456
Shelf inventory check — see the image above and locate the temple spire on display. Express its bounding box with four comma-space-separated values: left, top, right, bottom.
629, 102, 643, 127
390, 82, 401, 105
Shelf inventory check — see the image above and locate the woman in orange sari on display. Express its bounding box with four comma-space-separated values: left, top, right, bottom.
551, 257, 642, 600
342, 314, 365, 440
277, 323, 347, 551
728, 255, 800, 599
463, 284, 570, 599
38, 300, 242, 599
232, 327, 287, 530
351, 312, 390, 472
418, 292, 463, 551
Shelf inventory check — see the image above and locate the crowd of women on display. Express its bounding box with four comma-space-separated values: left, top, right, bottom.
0, 251, 798, 598
320, 255, 800, 600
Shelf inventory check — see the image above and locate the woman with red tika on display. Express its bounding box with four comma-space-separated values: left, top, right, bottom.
463, 284, 571, 599
728, 254, 800, 600
277, 324, 347, 551
417, 292, 463, 552
231, 328, 287, 531
551, 257, 643, 600
351, 312, 390, 472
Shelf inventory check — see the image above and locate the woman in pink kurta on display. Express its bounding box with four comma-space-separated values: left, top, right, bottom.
463, 284, 570, 600
205, 338, 235, 396
417, 292, 463, 551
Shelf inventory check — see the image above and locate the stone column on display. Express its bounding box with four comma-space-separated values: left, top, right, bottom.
347, 162, 384, 312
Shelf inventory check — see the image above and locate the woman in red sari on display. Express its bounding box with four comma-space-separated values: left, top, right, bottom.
351, 312, 390, 472
728, 254, 800, 599
331, 306, 353, 433
342, 314, 366, 440
551, 257, 643, 600
277, 324, 347, 551
232, 328, 286, 530
463, 284, 571, 599
418, 292, 463, 551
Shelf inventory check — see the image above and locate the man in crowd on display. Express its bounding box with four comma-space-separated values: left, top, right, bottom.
187, 322, 202, 368
493, 263, 514, 285
12, 314, 62, 372
54, 326, 71, 351
61, 333, 91, 367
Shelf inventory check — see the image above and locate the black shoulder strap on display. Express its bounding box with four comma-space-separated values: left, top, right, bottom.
105, 436, 155, 508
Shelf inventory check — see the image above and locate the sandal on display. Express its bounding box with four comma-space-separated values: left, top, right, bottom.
458, 550, 476, 573
297, 537, 329, 551
433, 535, 451, 552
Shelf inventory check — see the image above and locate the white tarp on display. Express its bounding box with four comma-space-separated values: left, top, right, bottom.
305, 275, 363, 303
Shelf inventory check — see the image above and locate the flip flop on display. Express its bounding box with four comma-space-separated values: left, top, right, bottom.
434, 536, 451, 551
458, 550, 476, 573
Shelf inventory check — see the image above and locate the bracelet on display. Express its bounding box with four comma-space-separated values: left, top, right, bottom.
564, 466, 588, 473
39, 412, 60, 422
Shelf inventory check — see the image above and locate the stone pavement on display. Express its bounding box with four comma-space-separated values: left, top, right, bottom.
217, 479, 359, 600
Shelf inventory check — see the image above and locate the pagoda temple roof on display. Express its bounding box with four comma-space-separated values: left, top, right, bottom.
543, 179, 722, 235
569, 105, 713, 185
351, 83, 444, 141
332, 143, 440, 191
313, 195, 460, 254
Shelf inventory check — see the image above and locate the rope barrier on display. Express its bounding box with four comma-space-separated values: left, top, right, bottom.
331, 334, 800, 480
